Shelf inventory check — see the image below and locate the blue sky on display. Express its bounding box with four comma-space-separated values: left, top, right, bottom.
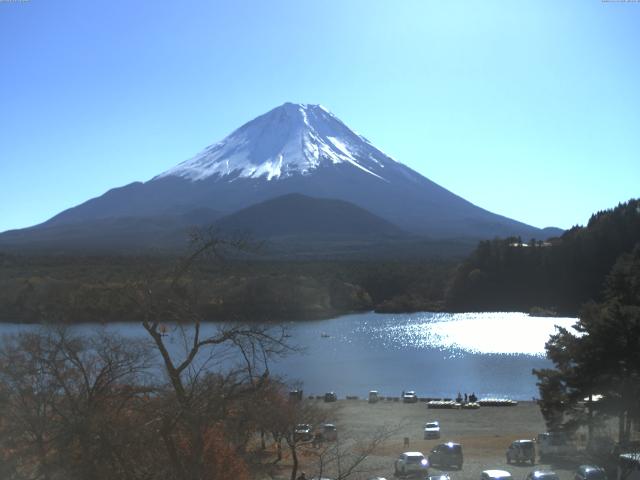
1, 0, 638, 233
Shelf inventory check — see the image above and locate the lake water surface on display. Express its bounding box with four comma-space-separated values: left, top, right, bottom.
0, 311, 576, 400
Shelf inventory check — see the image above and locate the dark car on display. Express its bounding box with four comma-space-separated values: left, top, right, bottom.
429, 442, 463, 469
574, 465, 607, 480
324, 392, 337, 402
289, 389, 303, 401
294, 423, 313, 442
322, 423, 337, 441
506, 439, 535, 464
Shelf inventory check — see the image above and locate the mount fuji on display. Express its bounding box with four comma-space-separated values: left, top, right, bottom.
0, 103, 560, 253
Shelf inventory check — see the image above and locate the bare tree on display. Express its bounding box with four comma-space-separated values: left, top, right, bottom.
0, 230, 299, 480
127, 229, 295, 480
309, 424, 402, 480
262, 389, 327, 480
0, 328, 154, 480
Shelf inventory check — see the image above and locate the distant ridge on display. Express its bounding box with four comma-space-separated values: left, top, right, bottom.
214, 193, 405, 238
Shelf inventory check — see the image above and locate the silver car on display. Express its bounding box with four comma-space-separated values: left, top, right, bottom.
424, 421, 441, 439
394, 451, 429, 477
525, 471, 560, 480
482, 470, 513, 480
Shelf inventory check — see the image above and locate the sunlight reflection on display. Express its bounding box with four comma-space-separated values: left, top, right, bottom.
363, 312, 576, 356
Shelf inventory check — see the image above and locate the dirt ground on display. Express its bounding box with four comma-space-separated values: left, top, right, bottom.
283, 399, 594, 480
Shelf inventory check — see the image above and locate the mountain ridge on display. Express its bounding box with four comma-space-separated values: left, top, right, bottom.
1, 102, 562, 252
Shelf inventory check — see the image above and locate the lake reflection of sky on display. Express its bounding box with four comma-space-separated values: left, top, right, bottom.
274, 312, 578, 398
0, 312, 578, 399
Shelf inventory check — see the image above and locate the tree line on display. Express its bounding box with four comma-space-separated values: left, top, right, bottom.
0, 252, 456, 324
446, 199, 640, 314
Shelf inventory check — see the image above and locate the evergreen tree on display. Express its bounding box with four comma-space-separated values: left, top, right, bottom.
533, 244, 640, 443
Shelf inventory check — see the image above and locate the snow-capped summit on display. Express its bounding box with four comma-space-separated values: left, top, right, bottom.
156, 103, 393, 182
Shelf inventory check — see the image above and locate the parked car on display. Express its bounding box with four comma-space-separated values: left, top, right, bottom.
322, 423, 337, 441
424, 421, 441, 439
369, 390, 379, 403
403, 391, 418, 403
575, 465, 607, 480
537, 432, 576, 460
324, 392, 337, 402
289, 389, 303, 401
428, 442, 463, 469
294, 424, 313, 442
506, 439, 535, 464
617, 453, 640, 480
394, 451, 429, 477
481, 470, 512, 480
524, 470, 560, 480
428, 475, 451, 480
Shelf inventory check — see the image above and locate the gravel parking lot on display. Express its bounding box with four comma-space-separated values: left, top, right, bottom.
287, 399, 592, 480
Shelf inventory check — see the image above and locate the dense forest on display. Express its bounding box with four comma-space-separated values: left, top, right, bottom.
446, 199, 640, 314
1, 199, 638, 323
0, 252, 455, 323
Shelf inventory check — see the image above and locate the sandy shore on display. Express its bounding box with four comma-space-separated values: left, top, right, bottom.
279, 399, 589, 480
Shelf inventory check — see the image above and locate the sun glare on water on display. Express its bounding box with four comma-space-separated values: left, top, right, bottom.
370, 312, 577, 356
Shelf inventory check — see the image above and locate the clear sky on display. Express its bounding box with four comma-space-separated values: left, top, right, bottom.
1, 0, 638, 233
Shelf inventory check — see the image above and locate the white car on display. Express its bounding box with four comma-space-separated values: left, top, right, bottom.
525, 471, 560, 480
481, 470, 512, 480
423, 421, 441, 439
402, 391, 418, 403
394, 451, 429, 476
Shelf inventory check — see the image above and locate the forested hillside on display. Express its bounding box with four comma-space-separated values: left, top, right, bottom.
2, 199, 638, 323
446, 199, 640, 314
0, 253, 454, 323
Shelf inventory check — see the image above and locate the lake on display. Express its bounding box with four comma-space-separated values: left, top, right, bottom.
0, 311, 576, 400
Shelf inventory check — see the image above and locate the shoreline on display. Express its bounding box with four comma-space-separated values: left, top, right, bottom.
0, 306, 574, 325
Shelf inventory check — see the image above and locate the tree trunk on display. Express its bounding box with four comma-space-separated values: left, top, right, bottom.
625, 411, 632, 444
587, 394, 594, 443
289, 439, 299, 480
273, 436, 282, 463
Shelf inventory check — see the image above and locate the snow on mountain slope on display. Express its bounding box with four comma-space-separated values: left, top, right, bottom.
156, 103, 392, 182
